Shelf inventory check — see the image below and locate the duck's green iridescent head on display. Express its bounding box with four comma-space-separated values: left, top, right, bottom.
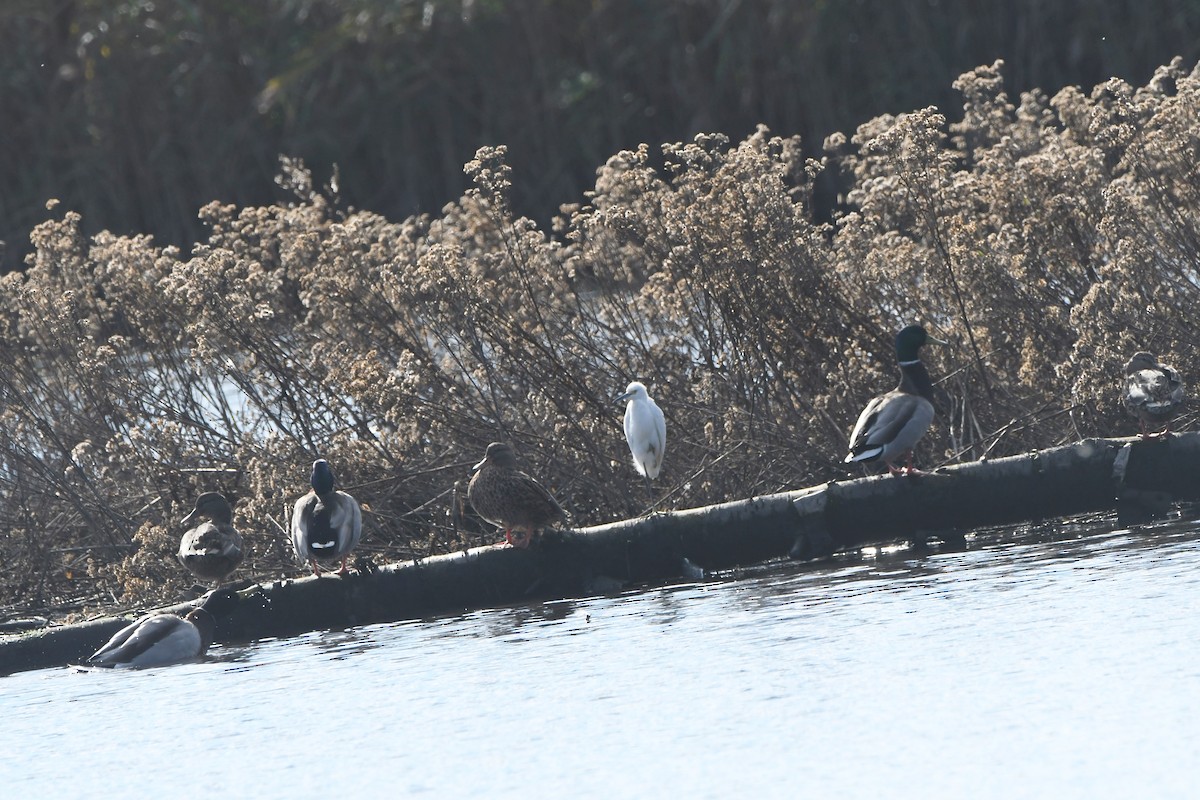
310, 459, 336, 495
895, 324, 933, 363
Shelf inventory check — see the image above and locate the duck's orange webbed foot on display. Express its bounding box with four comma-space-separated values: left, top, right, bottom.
887, 452, 928, 476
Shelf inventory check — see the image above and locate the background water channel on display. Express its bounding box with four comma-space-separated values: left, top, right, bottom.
3, 514, 1198, 798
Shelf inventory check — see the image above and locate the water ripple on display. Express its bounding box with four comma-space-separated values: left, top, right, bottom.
2, 515, 1199, 798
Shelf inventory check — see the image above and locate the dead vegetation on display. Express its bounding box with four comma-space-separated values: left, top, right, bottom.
2, 61, 1198, 621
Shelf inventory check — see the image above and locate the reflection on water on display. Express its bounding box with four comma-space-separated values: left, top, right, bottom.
3, 514, 1199, 798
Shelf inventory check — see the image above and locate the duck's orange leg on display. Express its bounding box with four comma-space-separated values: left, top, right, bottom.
888, 451, 927, 476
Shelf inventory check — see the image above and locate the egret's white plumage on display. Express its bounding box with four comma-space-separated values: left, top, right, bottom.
616, 381, 666, 480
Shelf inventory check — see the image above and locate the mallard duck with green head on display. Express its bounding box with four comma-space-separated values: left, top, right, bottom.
177, 492, 244, 587
467, 442, 567, 548
844, 324, 942, 476
1122, 351, 1185, 439
86, 588, 240, 668
290, 459, 363, 576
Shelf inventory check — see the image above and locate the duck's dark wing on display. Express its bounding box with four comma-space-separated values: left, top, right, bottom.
291, 491, 323, 560
513, 470, 567, 525
1161, 364, 1185, 405
178, 522, 243, 581
87, 618, 146, 664
846, 393, 902, 460
846, 391, 934, 462
87, 615, 198, 667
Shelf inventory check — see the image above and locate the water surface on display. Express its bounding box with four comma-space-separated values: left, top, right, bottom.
3, 515, 1198, 798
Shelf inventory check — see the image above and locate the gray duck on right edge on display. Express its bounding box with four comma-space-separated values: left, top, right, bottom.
1122, 351, 1185, 439
844, 324, 944, 476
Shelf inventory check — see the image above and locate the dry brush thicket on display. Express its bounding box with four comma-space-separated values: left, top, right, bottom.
2, 61, 1198, 619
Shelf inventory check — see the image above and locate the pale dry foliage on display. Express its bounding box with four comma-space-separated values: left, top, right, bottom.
2, 61, 1197, 619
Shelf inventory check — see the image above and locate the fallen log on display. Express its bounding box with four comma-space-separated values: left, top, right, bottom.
3, 433, 1198, 676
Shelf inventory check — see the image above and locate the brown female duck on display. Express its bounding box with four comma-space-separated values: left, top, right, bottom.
467, 442, 567, 548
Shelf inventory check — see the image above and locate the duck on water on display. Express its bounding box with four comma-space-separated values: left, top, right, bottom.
85, 589, 240, 668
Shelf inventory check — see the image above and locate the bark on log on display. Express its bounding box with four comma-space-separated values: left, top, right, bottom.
3, 434, 1198, 676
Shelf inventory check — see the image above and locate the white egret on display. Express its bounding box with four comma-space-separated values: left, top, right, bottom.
615, 381, 666, 497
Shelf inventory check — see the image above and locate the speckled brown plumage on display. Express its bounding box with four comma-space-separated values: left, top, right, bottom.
177, 492, 244, 586
467, 442, 567, 548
